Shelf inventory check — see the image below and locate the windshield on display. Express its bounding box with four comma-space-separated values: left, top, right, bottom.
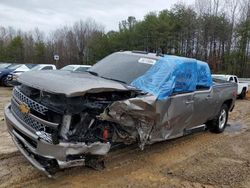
88, 53, 157, 84
61, 65, 76, 71
0, 63, 11, 69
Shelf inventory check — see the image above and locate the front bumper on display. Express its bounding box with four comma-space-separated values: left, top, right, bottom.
4, 104, 111, 176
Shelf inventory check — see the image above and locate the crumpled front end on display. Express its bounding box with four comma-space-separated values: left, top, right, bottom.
5, 84, 189, 177
99, 95, 160, 149
5, 85, 140, 176
5, 104, 111, 176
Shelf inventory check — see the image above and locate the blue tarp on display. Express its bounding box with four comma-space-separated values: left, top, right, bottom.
197, 60, 213, 88
131, 55, 212, 100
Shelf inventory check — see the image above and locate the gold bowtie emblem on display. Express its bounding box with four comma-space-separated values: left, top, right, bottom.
19, 103, 30, 114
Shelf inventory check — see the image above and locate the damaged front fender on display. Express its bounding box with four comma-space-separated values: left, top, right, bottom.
99, 95, 161, 149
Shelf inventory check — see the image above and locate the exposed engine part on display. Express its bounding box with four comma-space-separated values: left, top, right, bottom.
60, 115, 72, 140
98, 96, 158, 149
18, 84, 140, 146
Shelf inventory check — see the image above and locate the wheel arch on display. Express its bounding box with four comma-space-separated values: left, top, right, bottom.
223, 99, 233, 111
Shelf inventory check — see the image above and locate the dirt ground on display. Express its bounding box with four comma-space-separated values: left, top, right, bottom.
1, 87, 250, 188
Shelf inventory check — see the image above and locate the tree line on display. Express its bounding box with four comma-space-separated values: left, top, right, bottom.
0, 0, 250, 76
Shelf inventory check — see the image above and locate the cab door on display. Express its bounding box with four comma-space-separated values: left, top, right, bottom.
187, 88, 215, 128
166, 92, 194, 137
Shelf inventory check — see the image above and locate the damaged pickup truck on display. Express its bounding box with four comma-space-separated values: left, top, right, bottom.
5, 51, 237, 177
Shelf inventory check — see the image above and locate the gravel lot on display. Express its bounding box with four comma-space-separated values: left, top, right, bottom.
1, 87, 250, 188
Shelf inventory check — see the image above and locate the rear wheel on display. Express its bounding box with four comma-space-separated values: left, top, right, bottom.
239, 88, 246, 99
206, 104, 228, 133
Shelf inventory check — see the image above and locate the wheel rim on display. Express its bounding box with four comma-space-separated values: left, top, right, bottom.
219, 109, 226, 129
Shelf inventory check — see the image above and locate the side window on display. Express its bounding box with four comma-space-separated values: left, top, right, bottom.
229, 77, 234, 82
75, 67, 88, 72
234, 77, 238, 83
41, 66, 53, 70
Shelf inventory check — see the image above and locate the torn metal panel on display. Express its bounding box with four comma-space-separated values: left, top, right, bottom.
100, 93, 195, 149
99, 95, 159, 149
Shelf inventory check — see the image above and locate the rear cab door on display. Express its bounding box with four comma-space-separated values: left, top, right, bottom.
186, 61, 214, 129
188, 87, 215, 128
166, 92, 195, 137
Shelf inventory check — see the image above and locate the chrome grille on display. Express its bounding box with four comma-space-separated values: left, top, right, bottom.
13, 88, 48, 115
11, 88, 53, 144
11, 100, 45, 131
11, 100, 53, 143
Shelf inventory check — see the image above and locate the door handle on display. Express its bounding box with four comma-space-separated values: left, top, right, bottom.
185, 100, 194, 104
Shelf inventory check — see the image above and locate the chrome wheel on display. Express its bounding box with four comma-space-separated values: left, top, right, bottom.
206, 104, 228, 133
219, 109, 226, 129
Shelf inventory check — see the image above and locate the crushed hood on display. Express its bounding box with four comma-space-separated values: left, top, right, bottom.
18, 70, 135, 97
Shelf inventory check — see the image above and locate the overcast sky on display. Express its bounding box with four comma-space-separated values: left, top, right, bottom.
0, 0, 194, 33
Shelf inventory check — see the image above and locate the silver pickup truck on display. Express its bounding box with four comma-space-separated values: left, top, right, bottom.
4, 51, 237, 177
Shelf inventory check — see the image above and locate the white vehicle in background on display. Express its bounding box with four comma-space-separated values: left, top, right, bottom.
212, 74, 248, 99
30, 64, 57, 71
7, 64, 56, 86
6, 64, 36, 83
0, 64, 30, 86
61, 65, 91, 72
0, 63, 12, 69
13, 64, 31, 72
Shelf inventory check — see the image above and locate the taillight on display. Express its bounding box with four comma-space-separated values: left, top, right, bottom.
232, 91, 237, 97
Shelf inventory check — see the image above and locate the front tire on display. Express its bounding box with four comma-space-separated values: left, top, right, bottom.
206, 104, 228, 133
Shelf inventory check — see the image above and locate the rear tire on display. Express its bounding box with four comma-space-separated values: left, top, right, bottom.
206, 104, 228, 133
239, 88, 246, 99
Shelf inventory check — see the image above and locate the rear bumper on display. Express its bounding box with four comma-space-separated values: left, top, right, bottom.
4, 104, 111, 176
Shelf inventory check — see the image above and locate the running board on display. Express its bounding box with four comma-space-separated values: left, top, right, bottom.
184, 125, 206, 135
